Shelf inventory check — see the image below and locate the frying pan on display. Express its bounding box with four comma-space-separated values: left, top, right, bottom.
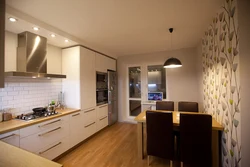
32, 107, 46, 114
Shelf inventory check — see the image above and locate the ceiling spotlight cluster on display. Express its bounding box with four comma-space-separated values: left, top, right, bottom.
8, 17, 70, 43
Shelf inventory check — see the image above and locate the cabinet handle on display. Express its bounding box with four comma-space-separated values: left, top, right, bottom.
99, 105, 108, 108
100, 116, 108, 121
38, 119, 61, 128
84, 109, 95, 113
39, 142, 62, 155
72, 113, 80, 117
84, 122, 95, 128
0, 134, 16, 140
38, 127, 61, 137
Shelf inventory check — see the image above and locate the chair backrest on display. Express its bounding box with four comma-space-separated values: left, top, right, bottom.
180, 114, 212, 167
156, 101, 174, 111
146, 111, 174, 160
178, 101, 198, 112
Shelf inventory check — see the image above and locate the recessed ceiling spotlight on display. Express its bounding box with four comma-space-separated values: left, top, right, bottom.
9, 17, 17, 22
65, 39, 69, 43
50, 34, 56, 38
33, 27, 39, 31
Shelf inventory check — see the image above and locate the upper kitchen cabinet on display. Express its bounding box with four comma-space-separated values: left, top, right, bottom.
62, 46, 96, 110
0, 0, 5, 88
95, 53, 116, 72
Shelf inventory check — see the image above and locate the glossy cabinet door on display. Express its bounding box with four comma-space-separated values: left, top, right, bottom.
96, 104, 108, 132
0, 130, 20, 147
62, 46, 96, 110
0, 0, 5, 88
62, 46, 81, 109
80, 47, 96, 110
69, 111, 85, 147
95, 53, 116, 72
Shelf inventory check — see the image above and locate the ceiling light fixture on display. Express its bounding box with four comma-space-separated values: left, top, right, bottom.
9, 17, 17, 22
163, 28, 182, 68
33, 27, 39, 31
50, 34, 56, 38
65, 39, 69, 43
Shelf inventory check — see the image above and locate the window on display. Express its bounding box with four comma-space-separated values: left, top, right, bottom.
128, 67, 141, 116
147, 65, 166, 99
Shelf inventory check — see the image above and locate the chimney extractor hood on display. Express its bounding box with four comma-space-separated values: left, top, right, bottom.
5, 31, 66, 79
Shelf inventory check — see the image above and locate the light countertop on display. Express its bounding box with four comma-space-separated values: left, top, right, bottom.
0, 108, 80, 135
0, 140, 62, 167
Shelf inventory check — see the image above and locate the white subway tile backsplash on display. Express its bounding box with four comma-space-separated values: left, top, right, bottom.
0, 78, 62, 113
8, 91, 19, 96
2, 96, 14, 101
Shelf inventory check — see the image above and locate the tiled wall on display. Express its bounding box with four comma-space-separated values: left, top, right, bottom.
0, 78, 62, 116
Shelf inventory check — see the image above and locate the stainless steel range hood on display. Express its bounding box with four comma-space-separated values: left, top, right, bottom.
5, 31, 66, 79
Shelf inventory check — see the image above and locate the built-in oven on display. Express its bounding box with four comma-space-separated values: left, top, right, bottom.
96, 89, 108, 106
96, 72, 108, 105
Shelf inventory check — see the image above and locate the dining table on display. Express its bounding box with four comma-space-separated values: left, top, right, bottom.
134, 110, 224, 167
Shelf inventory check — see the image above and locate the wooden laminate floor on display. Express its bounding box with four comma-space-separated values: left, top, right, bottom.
57, 122, 180, 167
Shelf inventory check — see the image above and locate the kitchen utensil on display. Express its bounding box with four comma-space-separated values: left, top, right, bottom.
32, 107, 46, 114
3, 112, 12, 121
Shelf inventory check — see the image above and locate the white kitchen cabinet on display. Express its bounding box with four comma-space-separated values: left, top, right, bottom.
96, 104, 108, 132
20, 115, 70, 157
0, 130, 20, 147
62, 46, 96, 110
69, 111, 85, 147
83, 120, 96, 139
36, 136, 70, 160
95, 53, 116, 72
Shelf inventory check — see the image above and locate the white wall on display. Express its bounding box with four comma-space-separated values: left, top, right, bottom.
47, 44, 62, 74
117, 47, 200, 122
5, 31, 17, 71
238, 0, 250, 166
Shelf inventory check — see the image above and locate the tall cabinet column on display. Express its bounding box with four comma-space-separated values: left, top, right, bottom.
0, 0, 5, 88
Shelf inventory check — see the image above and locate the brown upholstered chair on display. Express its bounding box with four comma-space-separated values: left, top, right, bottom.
180, 114, 212, 167
156, 101, 174, 111
146, 111, 174, 166
178, 101, 198, 112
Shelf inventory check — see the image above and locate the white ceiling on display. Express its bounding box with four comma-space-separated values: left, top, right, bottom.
6, 0, 224, 57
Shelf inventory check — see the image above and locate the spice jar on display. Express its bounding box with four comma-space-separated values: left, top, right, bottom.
3, 108, 12, 121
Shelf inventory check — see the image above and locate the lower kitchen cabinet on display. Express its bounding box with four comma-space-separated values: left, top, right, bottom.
83, 120, 96, 139
0, 130, 20, 147
96, 104, 108, 132
69, 111, 85, 147
36, 136, 70, 160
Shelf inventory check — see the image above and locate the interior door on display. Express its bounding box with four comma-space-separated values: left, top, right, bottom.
128, 66, 142, 117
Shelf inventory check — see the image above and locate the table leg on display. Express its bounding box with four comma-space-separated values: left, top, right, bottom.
212, 130, 220, 167
137, 122, 144, 159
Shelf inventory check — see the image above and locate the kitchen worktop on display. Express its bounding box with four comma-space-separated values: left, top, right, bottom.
0, 140, 62, 167
0, 108, 80, 135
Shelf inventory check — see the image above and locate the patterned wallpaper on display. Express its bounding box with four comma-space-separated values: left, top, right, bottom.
202, 0, 241, 166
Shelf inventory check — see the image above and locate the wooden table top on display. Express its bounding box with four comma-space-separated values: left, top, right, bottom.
134, 110, 224, 131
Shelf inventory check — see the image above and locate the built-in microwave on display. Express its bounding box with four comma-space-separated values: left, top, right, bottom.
96, 72, 108, 90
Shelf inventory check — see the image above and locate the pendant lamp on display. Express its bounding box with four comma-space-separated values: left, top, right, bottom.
163, 28, 182, 68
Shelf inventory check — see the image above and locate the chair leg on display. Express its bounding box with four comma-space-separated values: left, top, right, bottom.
148, 155, 150, 166
170, 160, 173, 167
180, 162, 183, 167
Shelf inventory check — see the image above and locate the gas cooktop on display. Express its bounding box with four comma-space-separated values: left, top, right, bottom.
16, 111, 59, 121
